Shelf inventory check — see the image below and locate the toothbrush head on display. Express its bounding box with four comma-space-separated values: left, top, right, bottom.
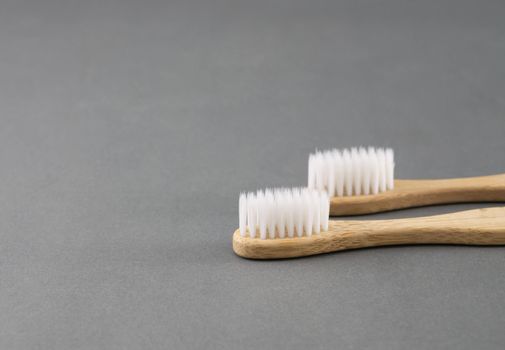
308, 146, 394, 197
239, 188, 329, 240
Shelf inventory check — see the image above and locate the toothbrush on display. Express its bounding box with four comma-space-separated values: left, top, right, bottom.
308, 147, 505, 216
233, 188, 505, 259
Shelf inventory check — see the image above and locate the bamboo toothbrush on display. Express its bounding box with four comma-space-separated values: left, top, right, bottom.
308, 147, 505, 216
233, 188, 505, 259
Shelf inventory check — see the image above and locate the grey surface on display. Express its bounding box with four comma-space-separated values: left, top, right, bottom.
1, 0, 504, 349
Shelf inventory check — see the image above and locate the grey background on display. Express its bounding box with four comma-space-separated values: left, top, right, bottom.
1, 0, 504, 349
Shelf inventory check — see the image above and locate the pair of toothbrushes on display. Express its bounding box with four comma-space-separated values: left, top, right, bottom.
233, 147, 505, 259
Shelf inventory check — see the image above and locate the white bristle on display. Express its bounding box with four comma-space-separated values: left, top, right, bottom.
320, 194, 329, 231
303, 191, 313, 237
369, 147, 379, 195
308, 146, 395, 197
294, 190, 303, 237
257, 190, 267, 240
276, 194, 286, 238
351, 148, 362, 196
324, 152, 335, 197
343, 149, 353, 196
311, 191, 321, 234
246, 192, 257, 238
265, 190, 275, 239
285, 193, 294, 238
334, 151, 344, 196
239, 188, 330, 239
385, 148, 395, 190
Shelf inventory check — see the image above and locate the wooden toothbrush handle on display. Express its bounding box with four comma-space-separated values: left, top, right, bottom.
330, 173, 505, 216
232, 207, 505, 259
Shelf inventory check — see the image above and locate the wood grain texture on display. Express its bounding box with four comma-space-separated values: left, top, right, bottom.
330, 173, 505, 216
232, 207, 505, 259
